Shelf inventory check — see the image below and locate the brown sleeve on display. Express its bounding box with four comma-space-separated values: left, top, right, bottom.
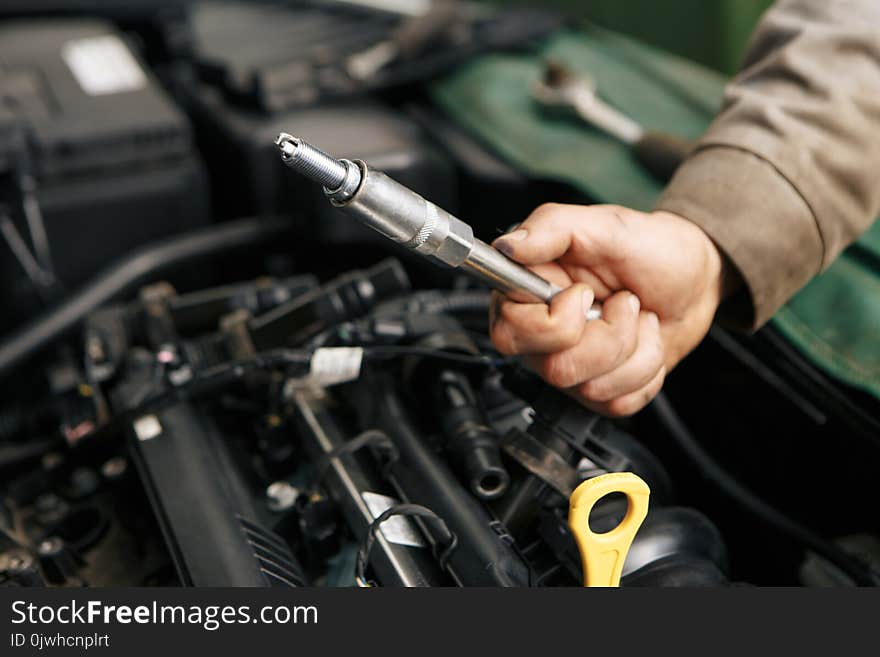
655, 0, 880, 330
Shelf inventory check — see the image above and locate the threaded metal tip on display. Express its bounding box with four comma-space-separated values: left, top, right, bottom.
275, 132, 348, 190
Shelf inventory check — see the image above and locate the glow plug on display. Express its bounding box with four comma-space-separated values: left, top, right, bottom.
275, 132, 601, 318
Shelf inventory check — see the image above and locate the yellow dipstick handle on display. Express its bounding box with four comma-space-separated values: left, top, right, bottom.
568, 472, 650, 587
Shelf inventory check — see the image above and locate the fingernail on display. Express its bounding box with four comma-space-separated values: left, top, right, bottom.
629, 294, 641, 314
494, 229, 528, 256
648, 311, 660, 328
494, 241, 514, 257
504, 229, 529, 241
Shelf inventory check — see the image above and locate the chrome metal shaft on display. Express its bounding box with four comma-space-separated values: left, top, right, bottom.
464, 239, 560, 302
276, 133, 600, 316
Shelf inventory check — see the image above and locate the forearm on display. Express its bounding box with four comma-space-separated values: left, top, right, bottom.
656, 0, 880, 329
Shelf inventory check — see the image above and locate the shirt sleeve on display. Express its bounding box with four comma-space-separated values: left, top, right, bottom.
655, 0, 880, 330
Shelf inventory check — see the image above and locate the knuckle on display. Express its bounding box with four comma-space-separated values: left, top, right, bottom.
602, 206, 632, 258
602, 204, 634, 227
532, 202, 562, 219
498, 301, 523, 325
608, 333, 627, 367
541, 354, 582, 389
606, 204, 628, 221
606, 395, 643, 418
622, 326, 639, 357
646, 338, 665, 370
606, 370, 665, 418
579, 378, 607, 402
489, 324, 518, 355
655, 367, 667, 390
550, 317, 581, 350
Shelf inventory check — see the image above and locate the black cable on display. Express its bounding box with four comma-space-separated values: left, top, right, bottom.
20, 174, 55, 277
110, 346, 499, 432
312, 429, 399, 486
362, 345, 502, 368
137, 346, 496, 409
0, 209, 56, 298
0, 343, 498, 470
652, 391, 879, 586
709, 326, 827, 425
355, 503, 457, 587
0, 216, 290, 378
308, 289, 494, 351
135, 349, 312, 413
758, 327, 880, 438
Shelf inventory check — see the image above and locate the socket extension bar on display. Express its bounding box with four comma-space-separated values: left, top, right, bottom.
275, 132, 601, 318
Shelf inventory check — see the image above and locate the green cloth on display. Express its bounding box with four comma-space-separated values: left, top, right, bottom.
430, 28, 880, 399
773, 224, 880, 398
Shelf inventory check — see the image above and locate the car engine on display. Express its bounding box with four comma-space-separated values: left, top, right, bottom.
1, 1, 878, 589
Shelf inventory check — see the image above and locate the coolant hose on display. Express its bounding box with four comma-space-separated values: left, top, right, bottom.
0, 217, 290, 378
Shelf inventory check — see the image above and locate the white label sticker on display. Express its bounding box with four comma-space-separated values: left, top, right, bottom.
308, 347, 363, 387
62, 35, 147, 96
133, 414, 162, 442
361, 492, 426, 548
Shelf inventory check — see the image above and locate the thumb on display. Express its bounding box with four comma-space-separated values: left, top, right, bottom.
493, 203, 630, 266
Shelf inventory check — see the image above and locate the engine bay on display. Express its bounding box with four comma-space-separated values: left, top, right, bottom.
1, 1, 879, 589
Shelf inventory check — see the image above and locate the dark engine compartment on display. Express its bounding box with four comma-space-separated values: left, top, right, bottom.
1, 1, 878, 588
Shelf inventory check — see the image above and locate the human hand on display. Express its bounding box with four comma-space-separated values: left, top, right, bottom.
489, 204, 735, 416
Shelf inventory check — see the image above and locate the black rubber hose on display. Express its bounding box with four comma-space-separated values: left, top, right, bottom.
0, 216, 290, 378
652, 391, 878, 586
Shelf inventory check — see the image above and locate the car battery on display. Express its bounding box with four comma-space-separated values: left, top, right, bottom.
0, 2, 195, 62
0, 18, 209, 333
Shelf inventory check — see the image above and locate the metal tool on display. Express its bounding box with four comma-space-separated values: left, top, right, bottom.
276, 132, 602, 317
533, 59, 694, 182
346, 0, 460, 81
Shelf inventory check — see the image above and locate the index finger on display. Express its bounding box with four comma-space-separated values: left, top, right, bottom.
493, 203, 631, 267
